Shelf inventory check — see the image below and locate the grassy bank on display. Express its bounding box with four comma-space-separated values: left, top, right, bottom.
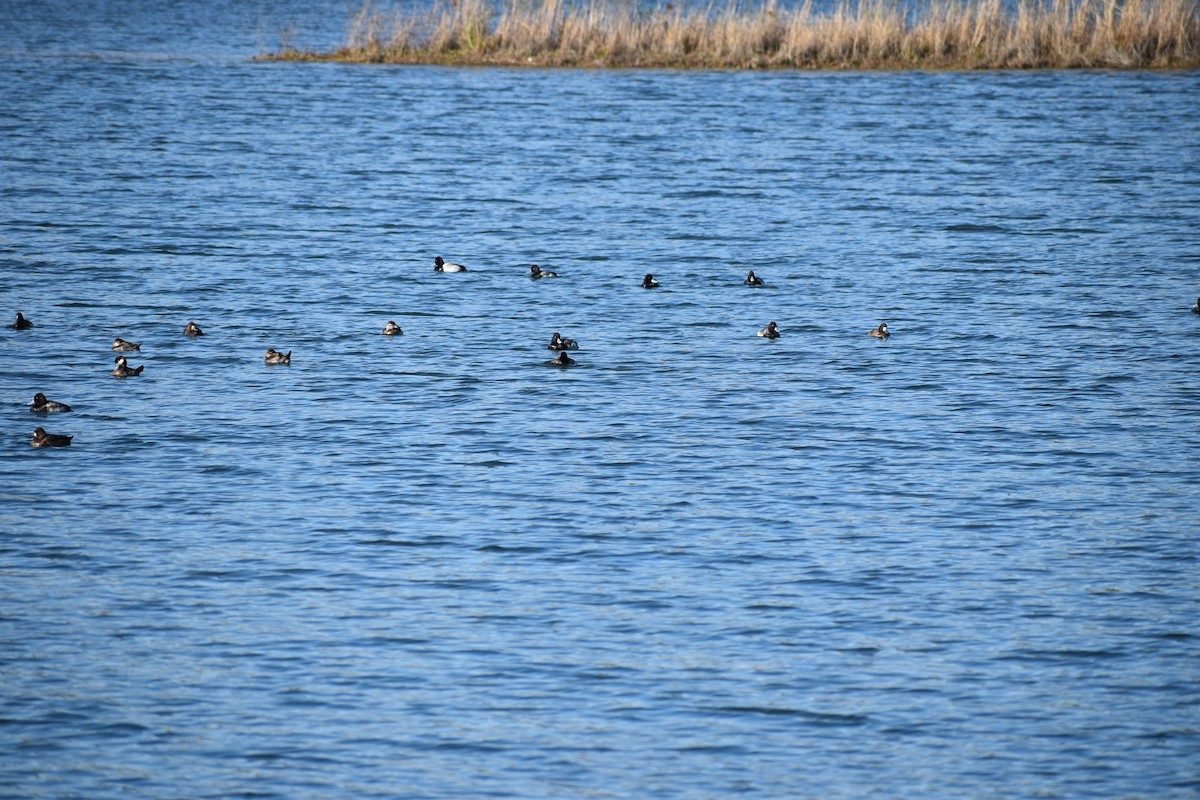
264, 0, 1200, 69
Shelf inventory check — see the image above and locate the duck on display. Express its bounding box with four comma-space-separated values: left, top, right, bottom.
744, 270, 764, 286
548, 352, 576, 366
112, 337, 141, 352
434, 256, 468, 273
112, 356, 144, 377
265, 348, 292, 365
757, 321, 780, 339
11, 312, 33, 329
868, 322, 890, 339
382, 321, 403, 335
547, 332, 579, 351
184, 321, 204, 336
29, 393, 72, 413
530, 265, 558, 279
31, 427, 72, 448
1193, 297, 1200, 314
642, 274, 660, 289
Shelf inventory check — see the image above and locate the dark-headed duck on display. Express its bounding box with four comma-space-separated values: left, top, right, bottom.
548, 352, 577, 366
757, 321, 780, 339
112, 337, 141, 352
1193, 297, 1200, 314
11, 312, 33, 330
744, 270, 764, 286
642, 274, 660, 289
530, 265, 558, 279
869, 322, 890, 339
112, 356, 144, 377
31, 427, 72, 447
184, 321, 204, 336
30, 393, 72, 413
383, 321, 403, 335
547, 332, 579, 351
434, 256, 468, 273
265, 348, 292, 365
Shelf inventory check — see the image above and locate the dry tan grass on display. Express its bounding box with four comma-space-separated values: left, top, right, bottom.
264, 0, 1200, 68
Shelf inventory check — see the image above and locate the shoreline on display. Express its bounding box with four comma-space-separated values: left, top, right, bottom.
259, 0, 1200, 70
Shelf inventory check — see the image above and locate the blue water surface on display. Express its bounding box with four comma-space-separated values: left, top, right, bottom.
1, 2, 1199, 798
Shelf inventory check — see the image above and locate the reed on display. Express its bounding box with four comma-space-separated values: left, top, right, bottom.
264, 0, 1200, 68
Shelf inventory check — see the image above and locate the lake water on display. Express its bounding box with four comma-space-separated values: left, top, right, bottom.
2, 2, 1199, 798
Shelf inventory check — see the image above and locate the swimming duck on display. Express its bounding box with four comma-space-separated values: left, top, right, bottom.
547, 332, 579, 351
549, 352, 576, 366
757, 321, 780, 339
744, 270, 764, 286
112, 356, 144, 377
869, 322, 890, 339
11, 312, 33, 329
265, 348, 292, 365
31, 427, 72, 448
1193, 297, 1200, 314
530, 265, 558, 279
30, 393, 72, 413
383, 321, 403, 335
642, 274, 660, 289
184, 321, 204, 336
112, 337, 141, 351
434, 256, 468, 273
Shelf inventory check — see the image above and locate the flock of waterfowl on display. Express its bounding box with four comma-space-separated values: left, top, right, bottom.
15, 256, 887, 449
20, 316, 208, 447
18, 254, 1198, 450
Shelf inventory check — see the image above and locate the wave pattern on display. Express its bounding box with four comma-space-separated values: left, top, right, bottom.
1, 11, 1198, 800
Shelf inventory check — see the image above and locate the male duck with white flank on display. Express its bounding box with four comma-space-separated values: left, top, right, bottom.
642, 274, 660, 289
530, 265, 558, 279
383, 321, 403, 335
744, 270, 764, 286
30, 393, 72, 413
184, 321, 204, 336
434, 256, 468, 273
547, 332, 579, 351
112, 356, 144, 377
11, 312, 33, 330
31, 427, 72, 448
757, 321, 780, 339
265, 349, 292, 365
112, 337, 141, 351
869, 322, 890, 339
